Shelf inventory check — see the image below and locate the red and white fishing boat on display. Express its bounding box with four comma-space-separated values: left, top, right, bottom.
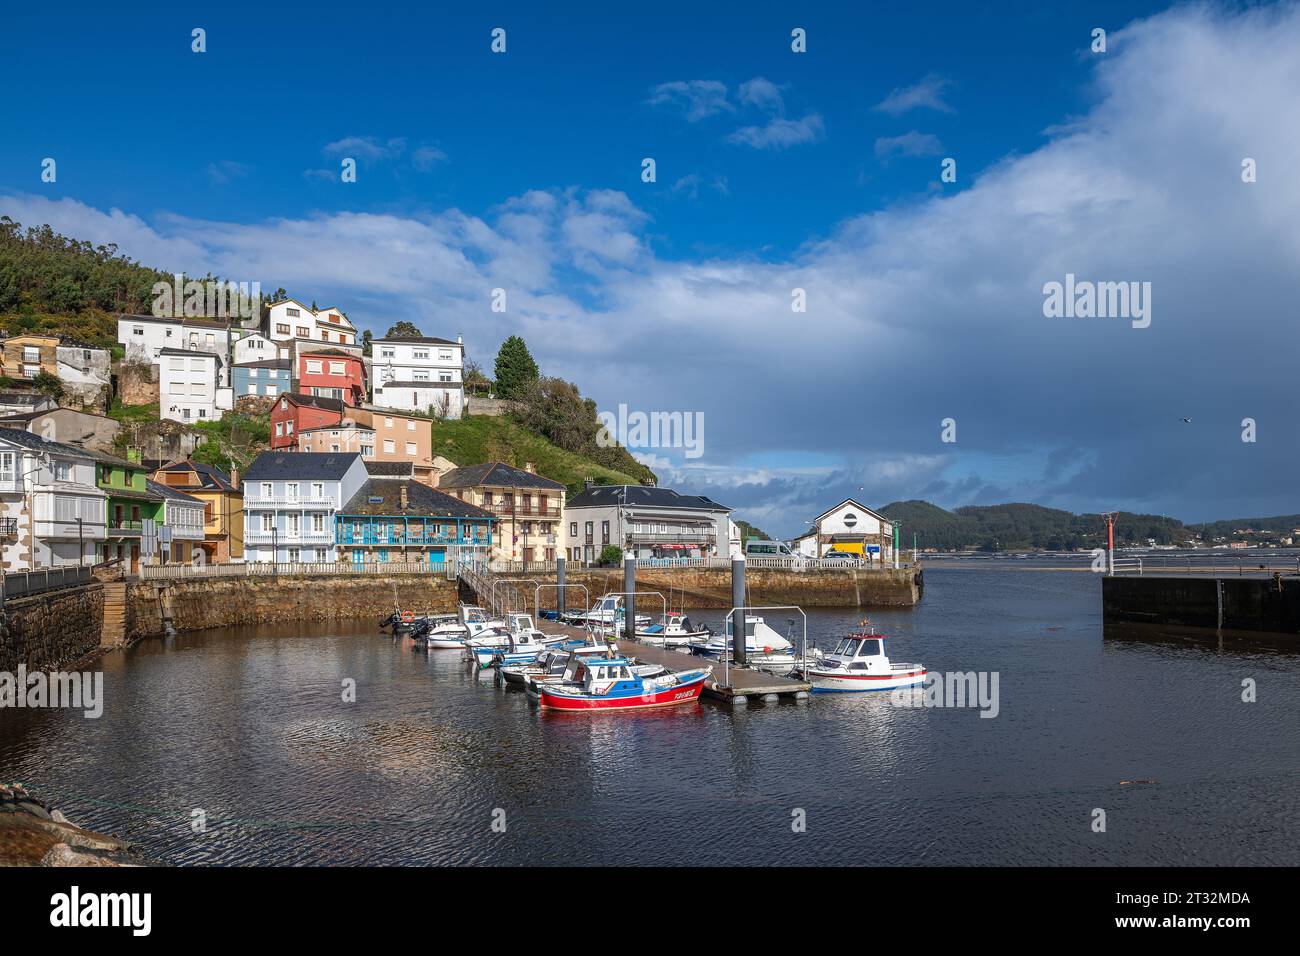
803, 629, 926, 693
538, 656, 711, 711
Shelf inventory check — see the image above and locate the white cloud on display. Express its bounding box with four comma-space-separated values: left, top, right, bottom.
874, 130, 944, 159
647, 80, 732, 121
7, 5, 1300, 530
875, 74, 955, 115
727, 114, 825, 150
322, 136, 407, 161
736, 77, 785, 113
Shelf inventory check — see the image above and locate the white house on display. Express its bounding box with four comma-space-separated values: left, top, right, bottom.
118, 315, 232, 375
160, 349, 225, 423
232, 329, 281, 365
0, 428, 107, 570
146, 479, 206, 562
791, 498, 895, 562
371, 335, 464, 418
266, 299, 357, 348
241, 451, 370, 563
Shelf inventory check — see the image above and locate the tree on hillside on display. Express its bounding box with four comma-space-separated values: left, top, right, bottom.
494, 335, 539, 399
361, 329, 372, 356
464, 358, 492, 396
386, 321, 422, 338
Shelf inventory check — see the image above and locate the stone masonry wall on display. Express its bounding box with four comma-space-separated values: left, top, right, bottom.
125, 575, 461, 639
0, 584, 104, 672
481, 566, 923, 609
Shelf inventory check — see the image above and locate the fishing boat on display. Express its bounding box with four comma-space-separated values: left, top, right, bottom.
575, 595, 652, 629
426, 605, 507, 649
467, 626, 553, 669
538, 656, 711, 711
802, 630, 926, 693
522, 643, 620, 697
636, 613, 711, 647
686, 616, 801, 674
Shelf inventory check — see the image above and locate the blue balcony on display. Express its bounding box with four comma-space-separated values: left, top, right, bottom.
334, 514, 493, 548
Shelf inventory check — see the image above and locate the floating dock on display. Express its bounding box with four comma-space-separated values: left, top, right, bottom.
536, 620, 812, 705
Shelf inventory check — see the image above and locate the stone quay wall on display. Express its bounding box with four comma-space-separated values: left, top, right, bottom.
125, 575, 461, 639
0, 584, 104, 672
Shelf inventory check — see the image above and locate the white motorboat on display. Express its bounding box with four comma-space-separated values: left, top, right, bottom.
803, 630, 926, 693
686, 615, 802, 675
636, 613, 711, 647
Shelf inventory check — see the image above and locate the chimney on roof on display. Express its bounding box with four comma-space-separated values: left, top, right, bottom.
399, 484, 409, 510
229, 466, 239, 489
584, 477, 595, 490
456, 333, 463, 344
524, 461, 536, 475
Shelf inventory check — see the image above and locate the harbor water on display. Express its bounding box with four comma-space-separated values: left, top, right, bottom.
2, 565, 1296, 865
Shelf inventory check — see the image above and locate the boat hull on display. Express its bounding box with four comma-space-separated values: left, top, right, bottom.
807, 668, 928, 693
539, 673, 708, 711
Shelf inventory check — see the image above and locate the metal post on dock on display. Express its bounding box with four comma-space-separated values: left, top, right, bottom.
556, 556, 566, 619
731, 558, 747, 666
623, 556, 636, 643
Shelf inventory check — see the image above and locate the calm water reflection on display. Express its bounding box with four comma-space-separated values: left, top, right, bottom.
2, 568, 1296, 865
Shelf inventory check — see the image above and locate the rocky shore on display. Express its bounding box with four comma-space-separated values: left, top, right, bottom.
0, 783, 148, 866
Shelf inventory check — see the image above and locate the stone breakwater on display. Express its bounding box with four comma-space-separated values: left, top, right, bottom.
125, 575, 461, 639
471, 566, 924, 610
0, 584, 103, 674
0, 783, 145, 866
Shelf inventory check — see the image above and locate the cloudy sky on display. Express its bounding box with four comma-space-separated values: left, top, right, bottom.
3, 1, 1298, 536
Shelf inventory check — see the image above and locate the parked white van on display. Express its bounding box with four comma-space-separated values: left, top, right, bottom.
745, 540, 794, 557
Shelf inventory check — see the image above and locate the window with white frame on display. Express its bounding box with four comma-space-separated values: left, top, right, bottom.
383, 439, 395, 453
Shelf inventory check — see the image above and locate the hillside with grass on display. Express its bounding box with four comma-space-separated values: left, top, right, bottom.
429, 415, 651, 494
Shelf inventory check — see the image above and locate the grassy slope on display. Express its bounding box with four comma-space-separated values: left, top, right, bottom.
428, 415, 650, 494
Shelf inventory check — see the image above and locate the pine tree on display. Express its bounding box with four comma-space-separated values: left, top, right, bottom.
493, 335, 539, 399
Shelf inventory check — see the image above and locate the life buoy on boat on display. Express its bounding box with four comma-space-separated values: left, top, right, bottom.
401, 611, 415, 623
763, 646, 772, 654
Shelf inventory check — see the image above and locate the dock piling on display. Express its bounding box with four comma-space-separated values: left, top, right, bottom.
731, 559, 747, 666
623, 556, 636, 643
557, 557, 566, 619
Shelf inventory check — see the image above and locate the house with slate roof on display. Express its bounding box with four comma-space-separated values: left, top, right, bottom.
562, 484, 732, 563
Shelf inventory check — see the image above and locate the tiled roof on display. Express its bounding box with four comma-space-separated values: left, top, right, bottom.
0, 427, 97, 460
340, 479, 492, 518
364, 460, 414, 477
438, 461, 565, 491
565, 484, 732, 513
146, 479, 203, 504
373, 335, 461, 345
279, 392, 346, 413
244, 451, 363, 481
153, 459, 239, 493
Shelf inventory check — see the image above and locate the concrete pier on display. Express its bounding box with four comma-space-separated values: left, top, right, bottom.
1102, 573, 1300, 639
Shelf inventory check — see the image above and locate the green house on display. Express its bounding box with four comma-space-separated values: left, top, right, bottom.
88, 449, 163, 572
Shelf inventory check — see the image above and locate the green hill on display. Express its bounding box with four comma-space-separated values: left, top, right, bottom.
879, 500, 1192, 551
428, 415, 652, 494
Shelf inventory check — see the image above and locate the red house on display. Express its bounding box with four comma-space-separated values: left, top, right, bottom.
297, 348, 366, 406
269, 393, 346, 450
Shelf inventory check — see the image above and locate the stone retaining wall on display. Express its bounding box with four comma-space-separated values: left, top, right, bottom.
125, 575, 461, 638
483, 566, 923, 609
0, 584, 104, 672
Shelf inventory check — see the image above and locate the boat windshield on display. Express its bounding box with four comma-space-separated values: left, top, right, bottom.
859, 638, 882, 657
835, 638, 861, 657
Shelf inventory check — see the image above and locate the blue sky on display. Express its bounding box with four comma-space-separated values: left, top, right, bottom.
4, 1, 1298, 536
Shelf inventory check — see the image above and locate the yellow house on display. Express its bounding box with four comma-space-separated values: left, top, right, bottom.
150, 459, 244, 561
1, 333, 60, 380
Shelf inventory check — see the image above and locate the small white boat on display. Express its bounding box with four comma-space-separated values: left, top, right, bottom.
804, 631, 926, 693
687, 616, 801, 674
636, 613, 711, 647
577, 595, 652, 629
426, 605, 506, 649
